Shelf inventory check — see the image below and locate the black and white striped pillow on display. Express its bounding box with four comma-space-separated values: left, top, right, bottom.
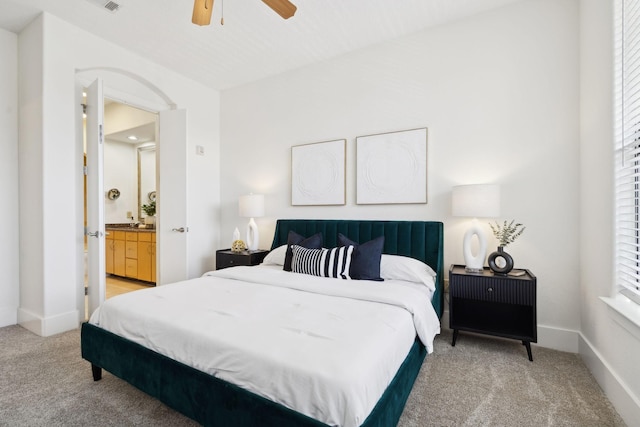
290, 245, 355, 279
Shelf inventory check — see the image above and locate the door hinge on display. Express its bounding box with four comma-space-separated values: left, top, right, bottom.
99, 124, 103, 144
83, 166, 88, 175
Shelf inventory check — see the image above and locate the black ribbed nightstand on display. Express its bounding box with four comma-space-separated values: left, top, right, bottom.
216, 249, 269, 270
449, 264, 537, 361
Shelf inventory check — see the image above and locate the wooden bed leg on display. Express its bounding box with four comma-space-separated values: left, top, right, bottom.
91, 364, 103, 381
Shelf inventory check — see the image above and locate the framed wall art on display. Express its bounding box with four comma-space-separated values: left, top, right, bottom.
291, 139, 346, 206
356, 127, 427, 205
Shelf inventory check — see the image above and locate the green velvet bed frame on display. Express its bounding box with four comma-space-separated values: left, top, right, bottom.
81, 219, 444, 427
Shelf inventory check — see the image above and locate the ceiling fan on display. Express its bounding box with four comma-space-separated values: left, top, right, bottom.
192, 0, 297, 26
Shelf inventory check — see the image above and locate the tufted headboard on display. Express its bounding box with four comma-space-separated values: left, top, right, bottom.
270, 219, 444, 318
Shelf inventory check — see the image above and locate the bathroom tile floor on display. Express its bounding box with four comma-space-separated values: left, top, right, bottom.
106, 275, 153, 299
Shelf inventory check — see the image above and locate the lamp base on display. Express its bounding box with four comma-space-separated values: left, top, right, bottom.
464, 266, 484, 274
246, 217, 259, 251
462, 219, 487, 273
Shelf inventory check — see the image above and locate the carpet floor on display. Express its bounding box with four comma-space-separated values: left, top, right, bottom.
0, 325, 627, 426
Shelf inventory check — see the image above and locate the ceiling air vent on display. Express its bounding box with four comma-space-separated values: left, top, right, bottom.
86, 0, 122, 14
103, 1, 121, 12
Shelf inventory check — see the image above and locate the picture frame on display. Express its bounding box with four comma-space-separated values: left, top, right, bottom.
291, 139, 346, 206
356, 128, 427, 205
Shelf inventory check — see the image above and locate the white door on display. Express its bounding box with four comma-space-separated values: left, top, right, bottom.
85, 78, 106, 315
157, 109, 188, 285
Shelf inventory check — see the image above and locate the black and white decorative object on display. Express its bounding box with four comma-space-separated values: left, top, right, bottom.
290, 245, 355, 279
488, 220, 526, 275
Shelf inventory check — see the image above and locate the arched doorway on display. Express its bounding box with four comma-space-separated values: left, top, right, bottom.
76, 68, 188, 319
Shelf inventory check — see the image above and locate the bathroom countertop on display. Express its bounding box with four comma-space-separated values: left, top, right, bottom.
105, 224, 156, 233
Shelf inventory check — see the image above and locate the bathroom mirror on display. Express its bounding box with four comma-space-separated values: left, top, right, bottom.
138, 145, 156, 220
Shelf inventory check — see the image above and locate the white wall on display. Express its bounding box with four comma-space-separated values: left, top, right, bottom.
17, 13, 221, 336
0, 28, 19, 327
17, 16, 45, 333
579, 0, 640, 424
104, 139, 138, 224
221, 0, 580, 350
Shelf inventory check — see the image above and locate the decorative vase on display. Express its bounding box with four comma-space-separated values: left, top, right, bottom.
144, 216, 156, 228
488, 246, 514, 275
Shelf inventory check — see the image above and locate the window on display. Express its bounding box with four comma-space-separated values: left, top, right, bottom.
615, 0, 640, 305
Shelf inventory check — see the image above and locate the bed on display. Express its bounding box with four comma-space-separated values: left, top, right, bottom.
81, 219, 444, 427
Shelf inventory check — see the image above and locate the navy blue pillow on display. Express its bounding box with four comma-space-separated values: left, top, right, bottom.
337, 233, 384, 281
283, 231, 323, 272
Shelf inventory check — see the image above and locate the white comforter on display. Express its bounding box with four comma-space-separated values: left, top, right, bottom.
89, 265, 440, 427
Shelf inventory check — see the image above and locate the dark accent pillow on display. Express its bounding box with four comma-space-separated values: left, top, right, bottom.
290, 245, 355, 279
337, 233, 384, 281
283, 231, 323, 271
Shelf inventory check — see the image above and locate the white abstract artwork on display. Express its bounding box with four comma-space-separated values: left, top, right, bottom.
291, 139, 346, 206
356, 128, 427, 204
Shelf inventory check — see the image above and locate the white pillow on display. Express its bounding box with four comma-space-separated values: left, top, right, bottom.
380, 254, 437, 290
261, 245, 287, 266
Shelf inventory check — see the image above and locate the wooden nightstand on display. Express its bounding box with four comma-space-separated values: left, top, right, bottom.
449, 264, 537, 361
216, 249, 269, 270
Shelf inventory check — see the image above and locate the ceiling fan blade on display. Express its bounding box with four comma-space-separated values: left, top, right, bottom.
262, 0, 297, 19
192, 0, 214, 26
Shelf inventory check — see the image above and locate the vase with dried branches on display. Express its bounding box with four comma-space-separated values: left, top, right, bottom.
487, 220, 525, 274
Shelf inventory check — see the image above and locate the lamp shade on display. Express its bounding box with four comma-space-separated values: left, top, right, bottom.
239, 194, 264, 218
452, 184, 500, 218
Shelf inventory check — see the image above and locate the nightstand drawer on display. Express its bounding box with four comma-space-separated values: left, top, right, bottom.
450, 278, 535, 306
217, 252, 252, 268
216, 249, 269, 270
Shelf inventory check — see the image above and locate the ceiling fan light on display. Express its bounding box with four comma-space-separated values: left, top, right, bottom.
262, 0, 297, 19
192, 0, 214, 26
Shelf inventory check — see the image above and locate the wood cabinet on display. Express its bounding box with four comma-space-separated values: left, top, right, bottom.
137, 232, 156, 283
106, 231, 126, 276
125, 232, 138, 278
106, 229, 155, 283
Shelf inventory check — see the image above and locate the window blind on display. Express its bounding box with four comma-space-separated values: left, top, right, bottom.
616, 0, 640, 303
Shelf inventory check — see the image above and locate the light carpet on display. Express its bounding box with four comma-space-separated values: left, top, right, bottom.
0, 325, 626, 426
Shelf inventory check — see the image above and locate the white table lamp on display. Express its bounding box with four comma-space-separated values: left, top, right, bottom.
452, 184, 500, 272
239, 194, 264, 251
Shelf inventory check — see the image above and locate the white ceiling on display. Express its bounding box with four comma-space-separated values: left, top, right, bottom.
0, 0, 522, 91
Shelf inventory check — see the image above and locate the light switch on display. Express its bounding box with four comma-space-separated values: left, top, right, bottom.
196, 145, 205, 156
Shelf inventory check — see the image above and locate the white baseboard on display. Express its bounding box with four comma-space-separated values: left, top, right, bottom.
18, 308, 79, 336
0, 306, 17, 328
579, 333, 640, 427
440, 310, 579, 353
536, 324, 579, 353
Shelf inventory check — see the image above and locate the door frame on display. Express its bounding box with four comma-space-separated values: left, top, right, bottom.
75, 68, 180, 321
